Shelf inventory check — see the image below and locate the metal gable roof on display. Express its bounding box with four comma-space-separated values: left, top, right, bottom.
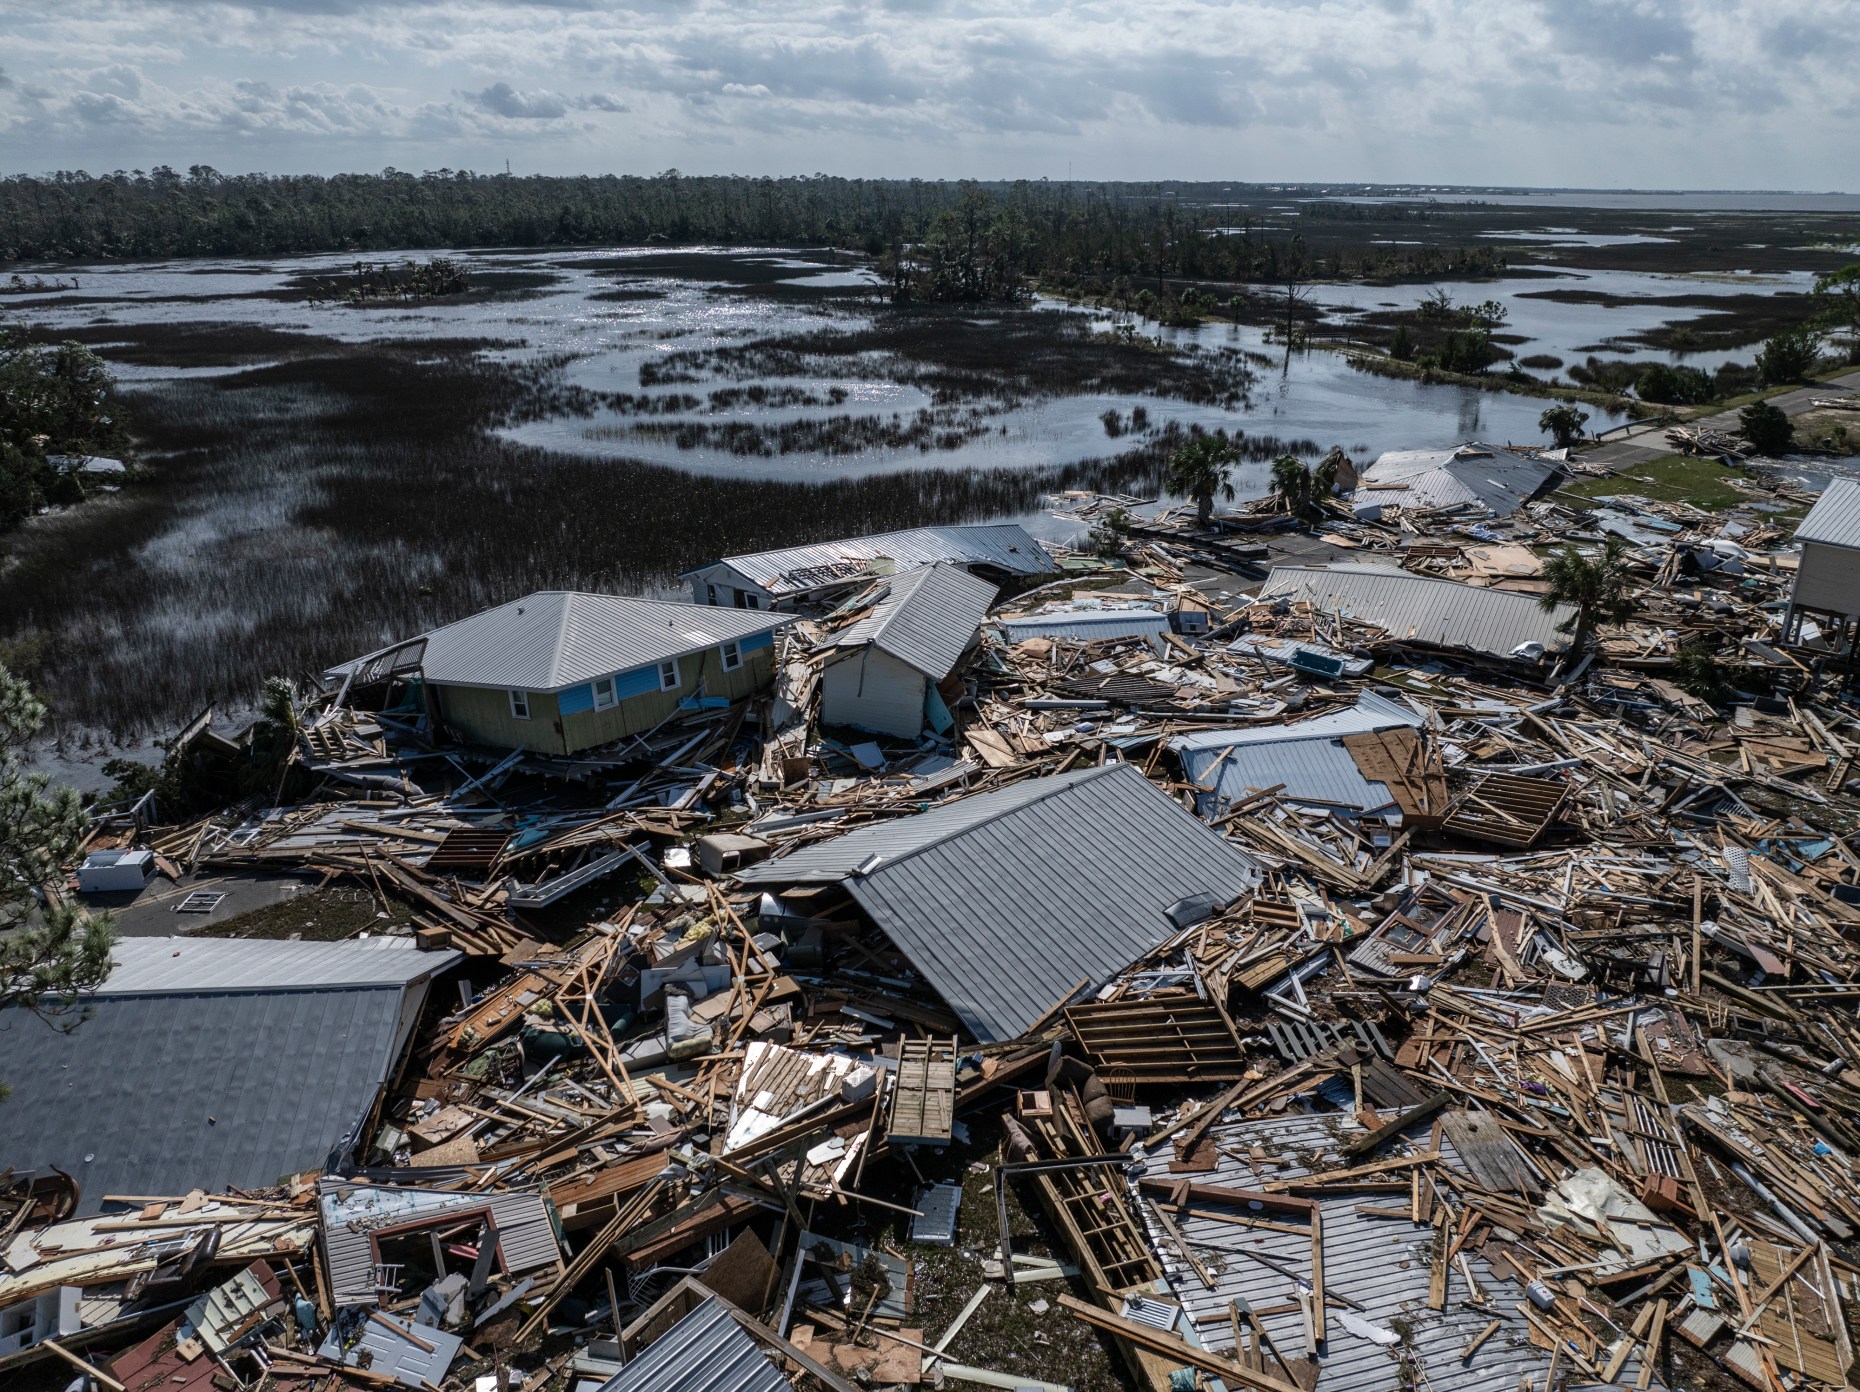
1796, 477, 1860, 550
1352, 441, 1560, 515
1259, 563, 1575, 658
100, 936, 459, 994
701, 523, 1055, 598
348, 592, 789, 692
740, 764, 1262, 1041
1170, 692, 1425, 816
829, 563, 997, 678
602, 1296, 794, 1392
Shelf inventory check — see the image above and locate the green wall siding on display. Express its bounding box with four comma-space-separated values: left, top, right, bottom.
433, 685, 567, 755
432, 646, 775, 756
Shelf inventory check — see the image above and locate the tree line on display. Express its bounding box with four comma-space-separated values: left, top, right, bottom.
0, 169, 1505, 300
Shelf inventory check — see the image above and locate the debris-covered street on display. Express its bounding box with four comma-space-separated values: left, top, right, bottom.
8, 425, 1860, 1392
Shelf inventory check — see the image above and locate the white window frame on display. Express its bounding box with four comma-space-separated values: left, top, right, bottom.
720, 640, 742, 672
741, 591, 761, 610
592, 676, 616, 711
508, 690, 531, 720
657, 658, 680, 692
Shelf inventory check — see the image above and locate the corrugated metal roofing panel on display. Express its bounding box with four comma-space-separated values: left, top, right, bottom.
998, 607, 1170, 647
1353, 442, 1560, 516
744, 764, 1261, 1041
1137, 1112, 1562, 1392
0, 987, 413, 1213
1795, 477, 1860, 549
344, 592, 790, 692
1260, 563, 1575, 658
602, 1296, 794, 1392
100, 936, 458, 995
1170, 694, 1423, 814
831, 563, 997, 678
706, 524, 1055, 598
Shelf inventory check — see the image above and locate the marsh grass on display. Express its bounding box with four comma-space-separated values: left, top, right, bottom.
0, 324, 1256, 732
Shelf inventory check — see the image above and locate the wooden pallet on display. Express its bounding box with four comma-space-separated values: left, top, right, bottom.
1066, 994, 1248, 1084
888, 1037, 957, 1144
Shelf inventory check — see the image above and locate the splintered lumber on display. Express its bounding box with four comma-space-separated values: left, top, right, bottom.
1057, 1295, 1305, 1392
1340, 1091, 1453, 1157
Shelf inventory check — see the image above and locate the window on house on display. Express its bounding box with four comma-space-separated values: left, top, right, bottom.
509, 691, 530, 720
704, 584, 718, 605
720, 640, 742, 672
592, 677, 616, 710
658, 658, 680, 691
736, 590, 761, 610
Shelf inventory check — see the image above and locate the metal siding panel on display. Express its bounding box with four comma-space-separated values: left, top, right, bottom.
998, 609, 1170, 645
1353, 442, 1557, 514
820, 647, 927, 738
1794, 540, 1860, 617
558, 683, 595, 715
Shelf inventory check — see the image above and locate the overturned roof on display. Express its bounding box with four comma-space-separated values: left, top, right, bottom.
1170, 690, 1425, 816
1259, 563, 1575, 659
337, 592, 790, 692
697, 523, 1055, 598
1795, 477, 1860, 550
1352, 441, 1562, 516
738, 763, 1262, 1041
0, 937, 458, 1213
828, 563, 997, 679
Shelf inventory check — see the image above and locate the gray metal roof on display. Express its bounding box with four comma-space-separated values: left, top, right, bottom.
100, 935, 458, 994
698, 524, 1055, 598
997, 606, 1170, 647
1795, 476, 1860, 550
0, 986, 422, 1213
318, 1310, 462, 1388
1136, 1111, 1574, 1392
1352, 441, 1561, 515
738, 764, 1262, 1041
1260, 563, 1575, 658
319, 1180, 563, 1308
602, 1296, 794, 1392
1170, 691, 1424, 816
342, 592, 790, 692
830, 563, 997, 678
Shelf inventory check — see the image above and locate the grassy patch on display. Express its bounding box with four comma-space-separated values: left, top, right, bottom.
1558, 453, 1757, 511
1340, 349, 1651, 418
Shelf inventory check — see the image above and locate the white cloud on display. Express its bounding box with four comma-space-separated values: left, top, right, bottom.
0, 0, 1851, 187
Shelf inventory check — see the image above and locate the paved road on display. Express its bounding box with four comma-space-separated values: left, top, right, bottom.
1583, 367, 1860, 467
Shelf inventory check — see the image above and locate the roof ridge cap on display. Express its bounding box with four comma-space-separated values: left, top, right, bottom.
852, 763, 1122, 880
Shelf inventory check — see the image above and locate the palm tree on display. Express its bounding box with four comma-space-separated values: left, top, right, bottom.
1269, 454, 1314, 517
1166, 434, 1240, 527
1539, 404, 1590, 449
1540, 535, 1637, 655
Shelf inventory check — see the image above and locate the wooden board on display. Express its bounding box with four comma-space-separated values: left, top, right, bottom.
888, 1037, 957, 1144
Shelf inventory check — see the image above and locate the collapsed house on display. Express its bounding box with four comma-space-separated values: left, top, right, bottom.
1168, 689, 1442, 824
684, 523, 1056, 611
332, 591, 792, 756
22, 471, 1860, 1392
817, 562, 996, 739
1258, 562, 1575, 663
0, 936, 459, 1214
1349, 440, 1565, 519
737, 762, 1263, 1041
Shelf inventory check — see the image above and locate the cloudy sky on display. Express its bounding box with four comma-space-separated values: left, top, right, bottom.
2, 0, 1855, 188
